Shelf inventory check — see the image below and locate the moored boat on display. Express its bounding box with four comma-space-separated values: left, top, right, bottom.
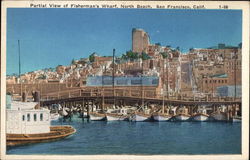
192, 106, 209, 122
89, 112, 106, 121
174, 113, 191, 121
174, 106, 190, 121
211, 112, 227, 121
7, 125, 76, 146
6, 96, 76, 146
106, 113, 128, 121
192, 113, 209, 122
130, 112, 151, 122
106, 108, 129, 121
231, 116, 241, 123
211, 106, 227, 121
153, 113, 172, 121
153, 107, 172, 122
50, 113, 60, 121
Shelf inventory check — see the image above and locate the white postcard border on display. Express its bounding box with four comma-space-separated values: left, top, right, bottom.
1, 1, 249, 160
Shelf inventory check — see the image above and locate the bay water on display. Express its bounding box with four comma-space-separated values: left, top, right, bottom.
7, 116, 241, 155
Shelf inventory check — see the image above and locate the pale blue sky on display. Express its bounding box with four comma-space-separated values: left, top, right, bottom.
7, 9, 242, 75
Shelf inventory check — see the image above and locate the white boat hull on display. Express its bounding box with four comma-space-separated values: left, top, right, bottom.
175, 115, 190, 121
106, 115, 127, 121
153, 115, 171, 121
130, 114, 151, 122
192, 115, 209, 122
50, 113, 60, 121
89, 114, 106, 121
232, 118, 241, 123
212, 113, 227, 121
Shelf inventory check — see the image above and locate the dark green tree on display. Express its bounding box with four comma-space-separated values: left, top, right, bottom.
140, 52, 150, 60
160, 52, 168, 59
71, 59, 76, 65
89, 52, 96, 63
121, 50, 140, 61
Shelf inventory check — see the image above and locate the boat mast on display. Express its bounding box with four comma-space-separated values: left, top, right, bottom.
141, 55, 144, 107
162, 59, 165, 114
234, 49, 237, 100
18, 40, 22, 97
166, 56, 169, 99
102, 66, 104, 111
112, 49, 115, 107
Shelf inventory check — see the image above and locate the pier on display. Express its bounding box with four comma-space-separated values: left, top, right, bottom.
7, 83, 241, 121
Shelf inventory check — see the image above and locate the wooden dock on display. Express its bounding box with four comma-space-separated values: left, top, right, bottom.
7, 83, 241, 117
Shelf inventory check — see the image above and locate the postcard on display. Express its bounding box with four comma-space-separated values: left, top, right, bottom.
1, 1, 249, 160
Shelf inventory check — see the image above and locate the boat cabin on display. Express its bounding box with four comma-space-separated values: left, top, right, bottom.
6, 101, 50, 134
197, 107, 207, 114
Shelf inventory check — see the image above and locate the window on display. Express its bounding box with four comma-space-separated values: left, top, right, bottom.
34, 114, 37, 121
218, 80, 220, 83
209, 80, 212, 83
205, 80, 207, 83
225, 80, 227, 83
22, 115, 25, 121
40, 113, 43, 121
27, 113, 30, 121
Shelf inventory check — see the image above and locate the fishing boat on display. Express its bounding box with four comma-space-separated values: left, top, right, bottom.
231, 116, 241, 123
174, 106, 191, 121
7, 125, 76, 146
174, 113, 191, 121
89, 112, 106, 121
106, 113, 128, 121
192, 106, 209, 122
50, 113, 60, 121
58, 107, 73, 121
6, 95, 76, 146
130, 56, 152, 122
153, 107, 172, 122
211, 106, 227, 121
130, 112, 151, 122
129, 106, 152, 122
153, 58, 172, 122
106, 108, 129, 121
211, 112, 227, 121
153, 113, 172, 121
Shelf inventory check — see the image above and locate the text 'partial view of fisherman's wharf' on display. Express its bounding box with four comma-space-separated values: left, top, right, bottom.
6, 28, 242, 147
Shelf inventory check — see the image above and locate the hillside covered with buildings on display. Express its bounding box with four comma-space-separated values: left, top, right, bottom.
7, 28, 242, 98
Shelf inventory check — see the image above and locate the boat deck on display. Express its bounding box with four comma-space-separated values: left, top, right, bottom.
7, 125, 76, 146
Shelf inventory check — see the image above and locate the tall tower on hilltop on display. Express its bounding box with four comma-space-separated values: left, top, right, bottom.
132, 28, 150, 54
